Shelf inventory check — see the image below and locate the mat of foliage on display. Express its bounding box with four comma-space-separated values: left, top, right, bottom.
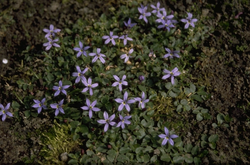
0, 0, 250, 164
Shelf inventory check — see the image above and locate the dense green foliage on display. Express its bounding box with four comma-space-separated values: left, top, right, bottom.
12, 1, 217, 164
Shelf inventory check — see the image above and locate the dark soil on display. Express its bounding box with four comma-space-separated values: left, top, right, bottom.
0, 0, 250, 164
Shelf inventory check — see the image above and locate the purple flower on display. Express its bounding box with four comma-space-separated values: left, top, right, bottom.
0, 103, 13, 121
124, 18, 137, 29
180, 12, 198, 29
119, 35, 133, 46
164, 48, 180, 59
97, 111, 116, 132
162, 67, 181, 85
116, 115, 131, 129
32, 98, 47, 114
138, 4, 151, 23
112, 75, 128, 92
156, 10, 174, 23
121, 48, 133, 63
139, 75, 145, 82
50, 99, 65, 116
115, 91, 135, 112
82, 77, 98, 96
102, 31, 119, 45
43, 24, 61, 38
43, 38, 60, 51
134, 92, 149, 109
151, 2, 165, 15
72, 66, 88, 83
89, 48, 106, 64
53, 80, 70, 96
73, 41, 90, 58
157, 19, 175, 31
158, 127, 178, 146
81, 99, 100, 119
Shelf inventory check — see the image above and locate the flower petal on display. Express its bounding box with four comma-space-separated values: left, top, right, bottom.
104, 123, 109, 132
97, 119, 106, 124
164, 127, 169, 136
109, 114, 115, 121
103, 111, 108, 119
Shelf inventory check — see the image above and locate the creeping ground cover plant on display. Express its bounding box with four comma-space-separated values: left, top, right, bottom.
11, 1, 215, 164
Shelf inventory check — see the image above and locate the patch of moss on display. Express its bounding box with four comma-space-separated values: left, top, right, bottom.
148, 92, 192, 133
38, 120, 81, 165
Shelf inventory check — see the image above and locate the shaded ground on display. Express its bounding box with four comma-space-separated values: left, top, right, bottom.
0, 0, 250, 164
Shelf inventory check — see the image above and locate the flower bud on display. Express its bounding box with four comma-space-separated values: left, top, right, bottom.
139, 75, 145, 82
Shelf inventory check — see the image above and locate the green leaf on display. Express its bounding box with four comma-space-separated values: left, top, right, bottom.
184, 154, 193, 163
45, 73, 54, 82
31, 112, 38, 117
86, 150, 94, 156
12, 101, 20, 109
201, 141, 207, 148
192, 108, 200, 114
191, 94, 203, 102
201, 134, 208, 141
176, 104, 182, 112
137, 129, 146, 139
109, 142, 118, 151
194, 157, 201, 165
119, 147, 130, 154
117, 154, 129, 163
160, 91, 167, 97
150, 155, 157, 163
73, 134, 79, 141
144, 146, 153, 153
160, 153, 171, 162
147, 110, 155, 116
165, 82, 172, 89
180, 99, 188, 105
141, 119, 148, 128
135, 147, 143, 154
68, 159, 78, 165
217, 113, 224, 125
184, 105, 191, 111
184, 88, 192, 95
212, 123, 218, 128
209, 142, 216, 149
173, 156, 184, 163
169, 91, 177, 98
153, 67, 161, 72
24, 110, 31, 118
105, 103, 112, 111
196, 113, 203, 121
78, 125, 89, 135
57, 56, 64, 67
70, 121, 79, 129
190, 83, 196, 93
184, 144, 193, 153
101, 95, 109, 103
96, 145, 107, 153
208, 134, 218, 143
138, 85, 147, 92
191, 146, 199, 156
175, 140, 183, 148
65, 28, 72, 34
141, 154, 150, 163
107, 150, 116, 162
201, 108, 208, 114
67, 48, 74, 54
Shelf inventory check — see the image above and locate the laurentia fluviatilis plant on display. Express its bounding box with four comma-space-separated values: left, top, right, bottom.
9, 1, 215, 164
